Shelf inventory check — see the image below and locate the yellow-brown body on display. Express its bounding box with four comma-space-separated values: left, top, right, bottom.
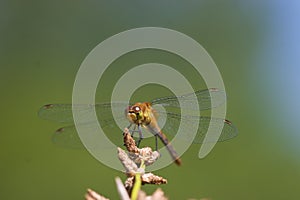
125, 102, 181, 165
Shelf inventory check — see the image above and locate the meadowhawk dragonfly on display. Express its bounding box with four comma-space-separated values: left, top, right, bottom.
38, 88, 237, 165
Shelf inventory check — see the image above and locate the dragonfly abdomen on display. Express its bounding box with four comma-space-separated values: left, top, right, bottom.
156, 131, 182, 166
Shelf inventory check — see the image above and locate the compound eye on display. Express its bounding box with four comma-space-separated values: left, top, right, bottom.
133, 106, 141, 112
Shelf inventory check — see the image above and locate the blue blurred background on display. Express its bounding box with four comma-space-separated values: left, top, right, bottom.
1, 1, 300, 199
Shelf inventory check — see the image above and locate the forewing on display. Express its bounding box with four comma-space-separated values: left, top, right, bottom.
38, 102, 129, 123
151, 88, 226, 111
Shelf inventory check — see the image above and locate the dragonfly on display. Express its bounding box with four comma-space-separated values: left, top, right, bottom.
38, 88, 238, 166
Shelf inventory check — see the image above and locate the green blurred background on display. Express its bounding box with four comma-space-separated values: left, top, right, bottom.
1, 1, 300, 199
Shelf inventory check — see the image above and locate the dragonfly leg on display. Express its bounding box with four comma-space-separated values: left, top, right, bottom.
132, 124, 137, 137
136, 124, 144, 147
127, 124, 138, 137
127, 124, 132, 129
125, 124, 133, 136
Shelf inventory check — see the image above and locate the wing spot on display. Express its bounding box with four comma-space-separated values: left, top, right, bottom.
55, 127, 65, 133
44, 104, 54, 109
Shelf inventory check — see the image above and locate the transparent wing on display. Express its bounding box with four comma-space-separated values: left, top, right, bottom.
39, 88, 234, 147
157, 112, 237, 144
151, 88, 226, 111
38, 102, 129, 123
52, 126, 83, 149
39, 102, 129, 149
51, 117, 129, 149
38, 88, 225, 123
51, 112, 237, 148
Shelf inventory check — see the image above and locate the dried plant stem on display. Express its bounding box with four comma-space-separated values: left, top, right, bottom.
115, 177, 130, 200
85, 128, 170, 199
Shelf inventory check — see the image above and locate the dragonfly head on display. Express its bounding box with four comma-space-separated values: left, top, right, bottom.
126, 105, 144, 123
